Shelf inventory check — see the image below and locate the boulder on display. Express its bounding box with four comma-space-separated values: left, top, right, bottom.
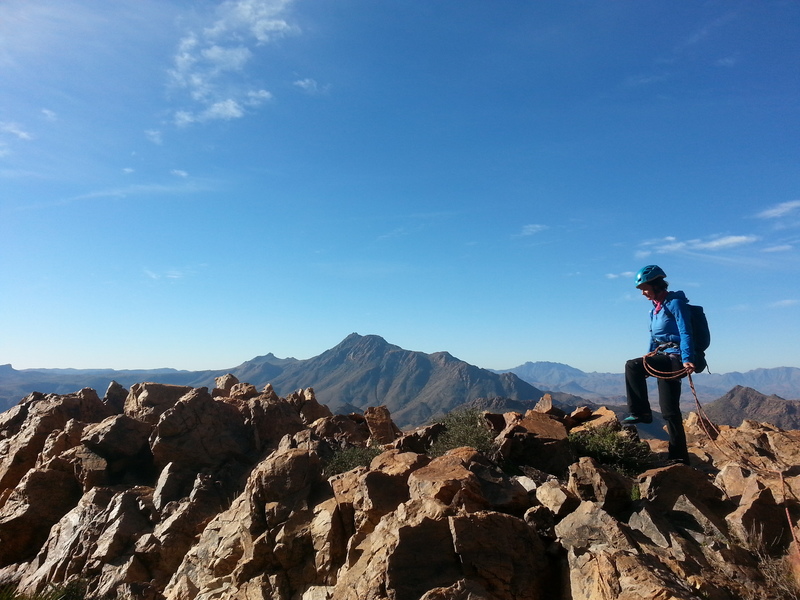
332, 499, 460, 600
534, 479, 580, 520
0, 467, 83, 567
310, 414, 370, 448
568, 406, 619, 434
668, 494, 730, 545
152, 462, 197, 513
407, 449, 486, 511
82, 414, 154, 484
212, 374, 239, 398
124, 383, 194, 426
713, 464, 751, 503
163, 448, 325, 600
570, 406, 594, 422
14, 486, 156, 598
285, 388, 333, 425
0, 389, 113, 492
554, 500, 637, 553
448, 510, 549, 600
390, 423, 445, 454
229, 382, 259, 400
242, 393, 306, 454
36, 418, 86, 466
363, 405, 402, 444
637, 463, 725, 514
103, 381, 129, 414
523, 505, 556, 540
148, 473, 231, 588
48, 445, 109, 491
627, 501, 673, 548
563, 548, 701, 600
354, 450, 429, 532
567, 456, 633, 516
725, 477, 790, 552
493, 411, 573, 474
150, 388, 252, 471
532, 394, 565, 419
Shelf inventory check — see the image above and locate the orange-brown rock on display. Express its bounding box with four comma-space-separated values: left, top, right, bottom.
124, 383, 193, 425
567, 456, 633, 516
1, 383, 799, 600
567, 405, 619, 433
363, 405, 401, 444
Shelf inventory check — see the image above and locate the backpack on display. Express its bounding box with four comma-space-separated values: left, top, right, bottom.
664, 302, 710, 373
687, 304, 710, 373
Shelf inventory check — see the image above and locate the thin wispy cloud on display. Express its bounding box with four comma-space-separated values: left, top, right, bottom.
168, 0, 297, 126
145, 130, 163, 145
41, 109, 57, 121
639, 234, 758, 255
170, 169, 189, 178
715, 56, 737, 68
757, 200, 800, 219
769, 299, 798, 309
763, 244, 792, 253
693, 235, 759, 250
606, 271, 635, 280
0, 122, 33, 140
144, 268, 186, 281
631, 11, 738, 90
517, 224, 548, 237
13, 181, 209, 212
377, 227, 410, 241
293, 78, 328, 95
673, 12, 738, 54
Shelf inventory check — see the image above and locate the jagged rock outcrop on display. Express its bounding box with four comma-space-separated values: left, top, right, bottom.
0, 379, 798, 600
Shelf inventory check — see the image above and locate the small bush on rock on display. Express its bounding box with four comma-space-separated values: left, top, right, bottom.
0, 581, 87, 600
568, 424, 652, 476
429, 408, 494, 457
323, 445, 383, 478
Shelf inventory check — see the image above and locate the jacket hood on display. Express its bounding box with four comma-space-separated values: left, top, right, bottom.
665, 290, 688, 303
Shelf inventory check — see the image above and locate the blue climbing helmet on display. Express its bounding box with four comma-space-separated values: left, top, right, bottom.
635, 265, 666, 288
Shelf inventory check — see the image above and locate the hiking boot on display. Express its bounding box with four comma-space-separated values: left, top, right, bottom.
622, 413, 653, 425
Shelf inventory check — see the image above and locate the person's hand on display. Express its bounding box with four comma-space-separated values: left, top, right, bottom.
683, 362, 695, 374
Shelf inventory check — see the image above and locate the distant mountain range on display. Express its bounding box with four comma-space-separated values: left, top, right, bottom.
497, 361, 800, 406
2, 334, 799, 429
0, 334, 542, 428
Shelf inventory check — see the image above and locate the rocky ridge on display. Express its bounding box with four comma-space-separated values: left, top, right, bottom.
702, 385, 800, 430
0, 378, 799, 599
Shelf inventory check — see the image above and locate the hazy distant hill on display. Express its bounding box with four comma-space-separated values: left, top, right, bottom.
0, 363, 219, 410
701, 385, 800, 430
499, 361, 800, 405
0, 334, 543, 428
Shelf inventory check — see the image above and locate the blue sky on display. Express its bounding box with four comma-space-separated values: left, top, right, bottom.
1, 0, 799, 375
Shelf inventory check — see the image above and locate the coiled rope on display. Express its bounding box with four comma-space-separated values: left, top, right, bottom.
641, 349, 800, 555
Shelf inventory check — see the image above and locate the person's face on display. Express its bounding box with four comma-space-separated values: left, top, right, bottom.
638, 283, 657, 301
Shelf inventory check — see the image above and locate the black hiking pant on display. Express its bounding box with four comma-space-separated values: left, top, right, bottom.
625, 353, 689, 463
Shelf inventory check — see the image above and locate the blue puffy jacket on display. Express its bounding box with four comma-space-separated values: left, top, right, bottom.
648, 290, 695, 364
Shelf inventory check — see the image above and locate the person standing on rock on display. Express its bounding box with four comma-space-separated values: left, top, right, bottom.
623, 265, 694, 466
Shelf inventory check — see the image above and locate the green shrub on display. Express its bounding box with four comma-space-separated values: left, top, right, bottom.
0, 581, 87, 600
429, 408, 494, 458
323, 445, 383, 478
568, 424, 652, 476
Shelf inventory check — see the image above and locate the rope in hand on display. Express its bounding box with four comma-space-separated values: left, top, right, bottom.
641, 349, 800, 556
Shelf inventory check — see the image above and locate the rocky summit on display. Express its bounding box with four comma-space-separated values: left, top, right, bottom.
1, 378, 800, 600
